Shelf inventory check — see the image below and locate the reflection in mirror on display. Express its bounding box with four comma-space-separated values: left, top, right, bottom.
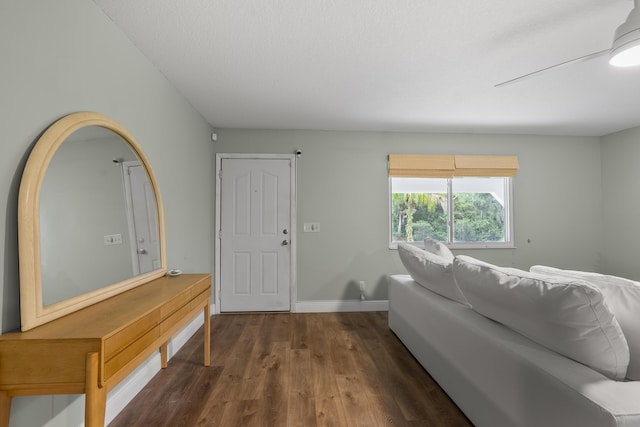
39, 126, 161, 306
19, 112, 167, 331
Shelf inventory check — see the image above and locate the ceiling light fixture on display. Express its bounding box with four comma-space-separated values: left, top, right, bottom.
610, 0, 640, 67
494, 1, 640, 86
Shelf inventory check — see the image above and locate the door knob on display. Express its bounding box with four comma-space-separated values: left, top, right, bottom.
281, 240, 289, 246
137, 248, 148, 254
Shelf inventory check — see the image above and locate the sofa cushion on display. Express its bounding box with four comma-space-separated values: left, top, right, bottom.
530, 265, 640, 381
423, 238, 454, 261
454, 255, 629, 380
397, 243, 468, 305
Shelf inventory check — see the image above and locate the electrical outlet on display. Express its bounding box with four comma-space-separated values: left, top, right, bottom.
359, 281, 365, 291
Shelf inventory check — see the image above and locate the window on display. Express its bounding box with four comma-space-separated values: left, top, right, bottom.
388, 155, 517, 249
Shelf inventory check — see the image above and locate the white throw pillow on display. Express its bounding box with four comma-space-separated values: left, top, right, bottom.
397, 243, 468, 305
423, 238, 454, 261
454, 255, 629, 380
531, 265, 640, 381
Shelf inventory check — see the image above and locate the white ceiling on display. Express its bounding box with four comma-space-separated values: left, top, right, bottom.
93, 0, 640, 136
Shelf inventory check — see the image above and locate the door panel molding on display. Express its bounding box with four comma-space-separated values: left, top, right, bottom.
215, 153, 297, 314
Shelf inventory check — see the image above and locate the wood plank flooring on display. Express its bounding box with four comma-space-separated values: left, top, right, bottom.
108, 312, 471, 427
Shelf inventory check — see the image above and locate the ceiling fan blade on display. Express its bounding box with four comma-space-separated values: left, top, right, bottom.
495, 49, 609, 88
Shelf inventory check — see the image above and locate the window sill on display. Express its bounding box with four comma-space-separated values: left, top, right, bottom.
389, 242, 516, 250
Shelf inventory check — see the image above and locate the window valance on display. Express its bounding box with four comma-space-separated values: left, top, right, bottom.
388, 154, 519, 177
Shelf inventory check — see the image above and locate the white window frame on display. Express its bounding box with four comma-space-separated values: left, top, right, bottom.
388, 176, 515, 250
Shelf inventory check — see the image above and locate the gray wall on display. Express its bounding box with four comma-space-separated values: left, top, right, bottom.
1, 1, 212, 426
601, 126, 640, 280
214, 130, 604, 301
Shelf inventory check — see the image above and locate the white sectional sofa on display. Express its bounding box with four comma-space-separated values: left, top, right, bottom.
388, 242, 640, 427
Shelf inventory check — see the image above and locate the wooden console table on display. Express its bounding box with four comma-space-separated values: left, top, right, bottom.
0, 273, 211, 427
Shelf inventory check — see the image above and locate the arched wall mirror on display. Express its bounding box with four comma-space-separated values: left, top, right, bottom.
19, 112, 167, 331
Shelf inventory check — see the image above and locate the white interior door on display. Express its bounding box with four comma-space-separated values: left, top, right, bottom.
123, 161, 161, 275
220, 157, 292, 312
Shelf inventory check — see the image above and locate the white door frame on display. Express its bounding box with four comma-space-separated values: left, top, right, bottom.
214, 153, 297, 314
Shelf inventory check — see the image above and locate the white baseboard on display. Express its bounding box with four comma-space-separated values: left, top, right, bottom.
104, 303, 215, 425
295, 300, 388, 313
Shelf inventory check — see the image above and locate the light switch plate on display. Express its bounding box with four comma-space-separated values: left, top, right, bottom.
303, 222, 320, 232
104, 234, 123, 245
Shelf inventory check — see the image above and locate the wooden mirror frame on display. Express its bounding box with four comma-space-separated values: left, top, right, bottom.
18, 112, 167, 331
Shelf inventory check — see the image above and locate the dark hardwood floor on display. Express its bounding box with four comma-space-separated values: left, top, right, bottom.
108, 312, 471, 427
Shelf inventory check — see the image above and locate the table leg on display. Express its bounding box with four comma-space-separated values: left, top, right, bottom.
161, 343, 168, 368
0, 390, 11, 427
204, 301, 211, 366
85, 352, 106, 427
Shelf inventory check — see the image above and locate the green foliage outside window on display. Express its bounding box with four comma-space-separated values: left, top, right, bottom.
452, 193, 505, 242
392, 193, 447, 242
392, 192, 505, 243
